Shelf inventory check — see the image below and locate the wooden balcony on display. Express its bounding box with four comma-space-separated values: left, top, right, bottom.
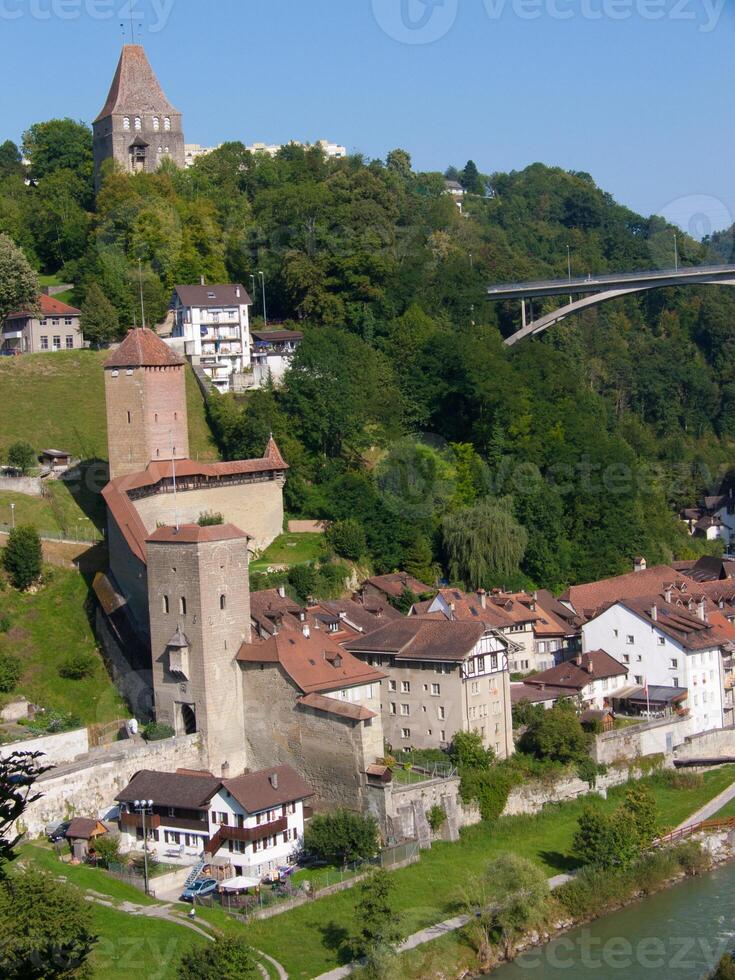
120, 811, 161, 831
206, 817, 287, 856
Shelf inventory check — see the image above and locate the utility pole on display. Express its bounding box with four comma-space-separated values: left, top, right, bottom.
258, 271, 268, 327
674, 232, 679, 272
134, 799, 154, 895
138, 259, 146, 328
567, 245, 572, 305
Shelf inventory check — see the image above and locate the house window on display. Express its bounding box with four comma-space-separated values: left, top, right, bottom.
52, 336, 61, 350
65, 336, 74, 349
401, 681, 410, 694
623, 654, 630, 664
438, 706, 445, 720
673, 676, 679, 687
471, 681, 479, 696
64, 317, 72, 326
401, 728, 411, 739
431, 684, 440, 696
388, 680, 396, 692
389, 703, 396, 715
635, 675, 643, 685
626, 636, 635, 645
220, 594, 226, 610
477, 657, 485, 673
40, 337, 49, 350
162, 595, 169, 614
400, 704, 410, 716
658, 636, 665, 646
440, 730, 446, 741
670, 659, 678, 669
180, 596, 187, 615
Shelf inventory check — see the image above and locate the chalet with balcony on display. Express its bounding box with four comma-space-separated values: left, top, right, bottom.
250, 328, 303, 386
116, 765, 313, 880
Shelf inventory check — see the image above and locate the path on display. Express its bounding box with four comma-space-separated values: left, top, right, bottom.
674, 778, 735, 830
314, 873, 576, 980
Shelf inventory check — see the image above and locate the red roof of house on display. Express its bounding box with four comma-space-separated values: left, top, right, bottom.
344, 617, 487, 662
560, 565, 685, 621
523, 650, 628, 692
5, 293, 81, 320
237, 629, 385, 695
299, 692, 377, 721
104, 328, 185, 369
363, 573, 433, 599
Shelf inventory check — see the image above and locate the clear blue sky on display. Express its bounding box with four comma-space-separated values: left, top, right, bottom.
1, 0, 733, 233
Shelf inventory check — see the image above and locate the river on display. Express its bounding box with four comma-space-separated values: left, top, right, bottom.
490, 861, 735, 979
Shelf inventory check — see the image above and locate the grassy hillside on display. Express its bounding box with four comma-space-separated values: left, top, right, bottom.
0, 563, 128, 725
0, 350, 218, 534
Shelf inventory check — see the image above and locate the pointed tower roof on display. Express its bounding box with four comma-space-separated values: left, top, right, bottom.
95, 45, 179, 122
265, 436, 288, 469
104, 328, 185, 369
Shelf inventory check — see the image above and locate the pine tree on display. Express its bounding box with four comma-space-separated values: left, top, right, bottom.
2, 525, 42, 591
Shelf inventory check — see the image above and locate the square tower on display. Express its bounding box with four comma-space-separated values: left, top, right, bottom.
104, 328, 190, 481
93, 45, 185, 188
147, 523, 251, 776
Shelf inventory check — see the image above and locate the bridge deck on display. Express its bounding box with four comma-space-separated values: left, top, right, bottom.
487, 263, 735, 301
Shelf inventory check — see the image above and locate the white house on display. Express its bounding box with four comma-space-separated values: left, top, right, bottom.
170, 283, 252, 392
520, 649, 629, 710
582, 596, 728, 733
116, 765, 313, 880
250, 329, 303, 386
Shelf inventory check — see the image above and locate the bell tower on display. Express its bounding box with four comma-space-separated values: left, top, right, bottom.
93, 45, 186, 189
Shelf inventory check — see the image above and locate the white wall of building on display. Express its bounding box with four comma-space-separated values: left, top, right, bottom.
171, 294, 251, 391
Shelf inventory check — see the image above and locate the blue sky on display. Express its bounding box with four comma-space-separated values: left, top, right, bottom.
1, 0, 733, 233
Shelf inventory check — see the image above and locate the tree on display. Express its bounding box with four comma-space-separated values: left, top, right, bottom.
304, 809, 379, 867
92, 834, 120, 868
386, 148, 412, 178
461, 159, 483, 194
0, 234, 38, 322
3, 525, 42, 591
518, 705, 589, 763
442, 498, 527, 589
622, 785, 658, 849
177, 936, 261, 979
80, 283, 119, 348
572, 806, 639, 870
6, 441, 36, 475
0, 140, 22, 178
463, 854, 550, 966
0, 867, 97, 978
0, 653, 21, 694
326, 518, 367, 561
0, 751, 49, 871
22, 119, 93, 201
344, 868, 404, 961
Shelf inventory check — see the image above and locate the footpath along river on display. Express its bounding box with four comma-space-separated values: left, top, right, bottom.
490, 860, 735, 978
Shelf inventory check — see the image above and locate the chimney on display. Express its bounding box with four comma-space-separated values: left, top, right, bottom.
650, 604, 658, 622
477, 589, 487, 610
575, 652, 583, 666
302, 624, 311, 639
586, 660, 594, 675
634, 556, 647, 573
664, 585, 672, 604
697, 599, 708, 623
236, 285, 241, 299
277, 585, 286, 599
269, 772, 278, 790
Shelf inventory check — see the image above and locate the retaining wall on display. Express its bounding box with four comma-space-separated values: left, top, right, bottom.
592, 715, 693, 766
674, 725, 735, 760
0, 727, 89, 765
0, 475, 42, 496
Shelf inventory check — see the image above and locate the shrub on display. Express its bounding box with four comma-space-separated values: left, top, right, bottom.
304, 810, 379, 866
710, 954, 735, 980
58, 652, 97, 680
576, 756, 607, 788
2, 525, 42, 590
673, 840, 711, 876
555, 864, 634, 920
197, 511, 224, 527
653, 769, 704, 791
326, 519, 367, 561
142, 722, 175, 742
0, 615, 10, 633
93, 834, 120, 868
426, 805, 446, 833
178, 936, 261, 979
6, 441, 36, 475
0, 652, 21, 694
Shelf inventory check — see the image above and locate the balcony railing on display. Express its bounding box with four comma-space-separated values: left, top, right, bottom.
206, 816, 288, 855
120, 811, 162, 831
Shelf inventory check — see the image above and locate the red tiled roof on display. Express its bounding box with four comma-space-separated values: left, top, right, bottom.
236, 629, 385, 695
344, 617, 486, 662
174, 284, 251, 308
299, 693, 377, 722
223, 766, 313, 812
147, 523, 249, 545
5, 293, 81, 320
560, 565, 684, 621
104, 328, 185, 368
616, 596, 732, 651
95, 44, 179, 122
524, 650, 627, 692
363, 573, 433, 598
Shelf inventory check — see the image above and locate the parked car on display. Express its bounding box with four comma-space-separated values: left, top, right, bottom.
47, 821, 71, 844
180, 878, 218, 902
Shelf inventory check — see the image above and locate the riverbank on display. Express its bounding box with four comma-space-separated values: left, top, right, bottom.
386, 830, 735, 979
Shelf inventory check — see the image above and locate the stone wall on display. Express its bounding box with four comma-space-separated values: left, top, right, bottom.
592, 715, 694, 766
674, 724, 735, 760
0, 476, 42, 496
95, 607, 153, 721
133, 478, 284, 554
20, 733, 206, 837
0, 727, 89, 766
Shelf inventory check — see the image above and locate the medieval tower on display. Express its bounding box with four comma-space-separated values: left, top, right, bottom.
104, 328, 190, 481
93, 44, 186, 188
147, 524, 251, 776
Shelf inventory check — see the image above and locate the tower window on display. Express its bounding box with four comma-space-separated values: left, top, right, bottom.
123, 116, 130, 131
180, 596, 187, 615
164, 117, 171, 131
174, 412, 177, 421
134, 116, 142, 131
154, 413, 158, 422
127, 411, 132, 424
220, 595, 226, 611
163, 596, 169, 614
153, 116, 160, 131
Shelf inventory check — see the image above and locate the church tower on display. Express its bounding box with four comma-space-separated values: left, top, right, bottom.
93, 45, 185, 188
104, 328, 190, 481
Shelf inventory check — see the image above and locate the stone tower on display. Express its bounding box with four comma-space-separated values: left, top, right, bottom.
104, 328, 189, 481
147, 524, 250, 776
93, 44, 185, 188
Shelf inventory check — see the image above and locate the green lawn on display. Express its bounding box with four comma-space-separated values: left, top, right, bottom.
0, 350, 218, 532
0, 563, 128, 724
38, 274, 75, 306
245, 766, 735, 978
250, 532, 327, 572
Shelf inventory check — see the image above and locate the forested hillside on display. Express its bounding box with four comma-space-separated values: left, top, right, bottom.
3, 123, 735, 590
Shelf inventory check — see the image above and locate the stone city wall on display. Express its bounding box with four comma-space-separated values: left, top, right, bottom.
674, 725, 735, 760
592, 715, 694, 766
0, 727, 90, 766
0, 476, 42, 496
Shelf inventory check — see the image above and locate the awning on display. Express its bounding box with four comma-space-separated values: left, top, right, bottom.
220, 875, 261, 892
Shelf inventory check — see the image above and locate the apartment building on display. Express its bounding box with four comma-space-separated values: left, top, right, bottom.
1, 294, 82, 354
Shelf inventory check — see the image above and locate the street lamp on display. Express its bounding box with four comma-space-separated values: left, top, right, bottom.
249, 274, 256, 303
567, 245, 572, 305
133, 798, 154, 895
258, 271, 268, 328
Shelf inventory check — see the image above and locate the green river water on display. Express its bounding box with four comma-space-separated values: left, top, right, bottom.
490, 861, 735, 978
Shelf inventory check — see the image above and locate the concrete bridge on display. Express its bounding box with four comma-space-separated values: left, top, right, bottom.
487, 263, 735, 346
